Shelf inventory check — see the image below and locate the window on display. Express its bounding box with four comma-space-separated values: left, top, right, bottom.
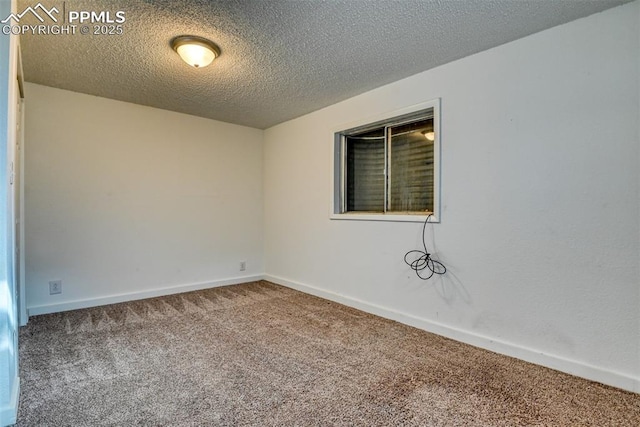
332, 99, 440, 222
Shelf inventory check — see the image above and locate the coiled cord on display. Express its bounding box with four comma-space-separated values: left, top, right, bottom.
404, 215, 446, 280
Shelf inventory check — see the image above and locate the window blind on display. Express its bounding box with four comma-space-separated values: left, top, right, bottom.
345, 117, 434, 213
346, 136, 385, 212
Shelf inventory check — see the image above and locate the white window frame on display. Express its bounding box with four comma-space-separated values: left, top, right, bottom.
330, 99, 441, 223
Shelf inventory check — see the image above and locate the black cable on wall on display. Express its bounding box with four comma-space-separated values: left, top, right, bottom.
404, 215, 446, 280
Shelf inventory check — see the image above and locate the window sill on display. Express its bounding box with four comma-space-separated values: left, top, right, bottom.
329, 212, 439, 223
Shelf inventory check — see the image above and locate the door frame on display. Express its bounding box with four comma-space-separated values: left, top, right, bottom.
16, 46, 25, 326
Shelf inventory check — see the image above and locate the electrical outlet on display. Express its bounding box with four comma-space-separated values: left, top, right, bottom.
49, 280, 62, 295
239, 261, 246, 272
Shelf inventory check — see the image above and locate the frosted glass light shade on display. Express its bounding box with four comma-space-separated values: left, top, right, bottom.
171, 36, 220, 68
423, 131, 435, 141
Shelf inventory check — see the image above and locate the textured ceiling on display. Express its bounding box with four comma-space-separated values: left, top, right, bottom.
17, 0, 629, 129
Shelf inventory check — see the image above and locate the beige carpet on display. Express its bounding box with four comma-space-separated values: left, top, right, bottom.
17, 281, 640, 426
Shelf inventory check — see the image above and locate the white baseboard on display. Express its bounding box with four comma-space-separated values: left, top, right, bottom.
0, 376, 19, 427
27, 275, 264, 316
265, 274, 640, 394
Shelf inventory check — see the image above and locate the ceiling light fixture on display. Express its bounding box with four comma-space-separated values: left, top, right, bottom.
422, 130, 435, 142
171, 35, 221, 68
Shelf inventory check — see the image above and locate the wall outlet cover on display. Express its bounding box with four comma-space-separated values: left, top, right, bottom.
49, 280, 62, 295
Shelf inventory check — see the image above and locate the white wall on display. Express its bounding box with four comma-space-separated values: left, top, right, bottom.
25, 84, 264, 314
264, 2, 640, 392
